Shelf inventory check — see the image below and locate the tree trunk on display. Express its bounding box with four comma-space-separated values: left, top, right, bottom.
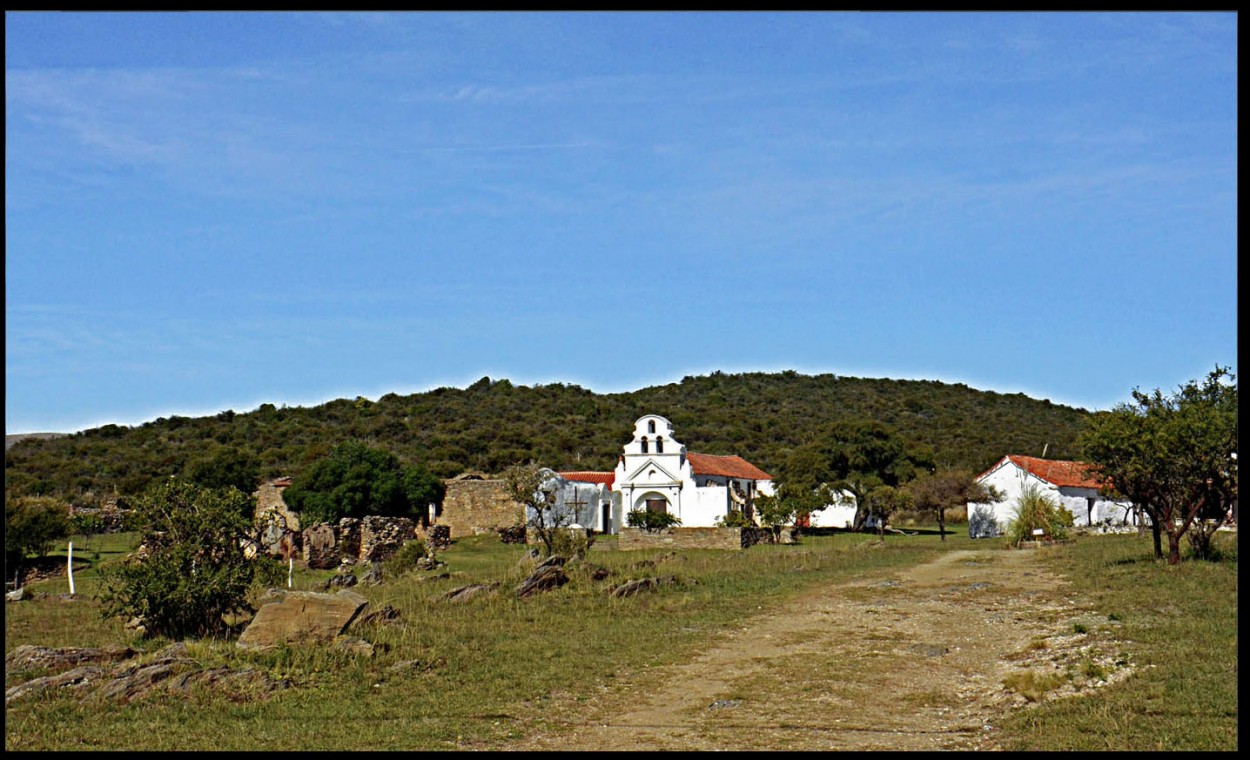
937, 509, 946, 541
1166, 530, 1182, 565
851, 506, 869, 533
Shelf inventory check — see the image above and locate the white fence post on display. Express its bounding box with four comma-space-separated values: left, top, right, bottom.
67, 541, 75, 596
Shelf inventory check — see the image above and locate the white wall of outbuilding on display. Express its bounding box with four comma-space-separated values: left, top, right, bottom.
966, 460, 1136, 538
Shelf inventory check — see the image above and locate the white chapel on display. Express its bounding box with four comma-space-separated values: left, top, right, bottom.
548, 414, 775, 533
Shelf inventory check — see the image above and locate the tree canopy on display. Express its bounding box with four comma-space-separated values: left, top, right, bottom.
904, 468, 1000, 541
6, 371, 1092, 508
1079, 366, 1237, 564
185, 446, 261, 515
778, 418, 935, 530
281, 440, 444, 525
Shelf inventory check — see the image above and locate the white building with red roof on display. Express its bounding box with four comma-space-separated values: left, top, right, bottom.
530, 414, 776, 533
606, 414, 775, 531
967, 454, 1137, 538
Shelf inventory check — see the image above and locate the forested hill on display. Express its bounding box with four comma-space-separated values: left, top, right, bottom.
4, 371, 1091, 504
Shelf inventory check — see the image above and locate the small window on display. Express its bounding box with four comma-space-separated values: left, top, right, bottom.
648, 420, 656, 434
641, 436, 648, 453
656, 436, 664, 453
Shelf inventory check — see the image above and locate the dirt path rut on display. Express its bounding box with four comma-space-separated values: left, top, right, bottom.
504, 547, 1124, 751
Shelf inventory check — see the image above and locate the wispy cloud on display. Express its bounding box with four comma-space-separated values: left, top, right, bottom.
416, 141, 593, 153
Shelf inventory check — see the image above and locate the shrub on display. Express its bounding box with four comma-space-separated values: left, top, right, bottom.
1004, 485, 1074, 546
383, 538, 430, 575
69, 510, 107, 537
715, 509, 755, 528
98, 479, 281, 639
551, 528, 594, 560
185, 447, 261, 518
626, 509, 682, 533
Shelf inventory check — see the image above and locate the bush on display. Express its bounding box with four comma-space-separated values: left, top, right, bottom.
383, 538, 430, 575
1005, 485, 1074, 546
98, 479, 281, 639
715, 510, 755, 528
626, 509, 682, 533
69, 510, 107, 537
551, 528, 594, 560
185, 447, 261, 518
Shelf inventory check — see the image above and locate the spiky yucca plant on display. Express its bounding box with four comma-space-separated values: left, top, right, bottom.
1005, 484, 1074, 546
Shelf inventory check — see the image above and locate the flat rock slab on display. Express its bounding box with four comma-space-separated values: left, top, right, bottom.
237, 589, 368, 650
6, 644, 137, 675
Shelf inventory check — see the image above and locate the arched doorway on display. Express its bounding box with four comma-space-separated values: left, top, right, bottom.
634, 492, 671, 515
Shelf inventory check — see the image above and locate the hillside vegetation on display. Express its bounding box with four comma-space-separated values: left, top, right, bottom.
4, 371, 1089, 504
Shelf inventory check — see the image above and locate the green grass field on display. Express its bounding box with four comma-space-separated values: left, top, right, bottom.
4, 527, 1237, 751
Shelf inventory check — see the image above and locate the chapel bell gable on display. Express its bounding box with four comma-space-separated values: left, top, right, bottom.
624, 414, 684, 457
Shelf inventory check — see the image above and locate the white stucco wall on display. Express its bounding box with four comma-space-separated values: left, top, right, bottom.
807, 490, 859, 528
526, 471, 614, 533
967, 458, 1136, 538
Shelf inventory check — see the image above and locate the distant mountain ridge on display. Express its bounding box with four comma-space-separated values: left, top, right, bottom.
5, 433, 67, 452
3, 371, 1091, 503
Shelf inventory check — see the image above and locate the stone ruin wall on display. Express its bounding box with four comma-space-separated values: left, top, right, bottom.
253, 480, 303, 558
300, 516, 419, 569
253, 477, 465, 569
439, 476, 525, 537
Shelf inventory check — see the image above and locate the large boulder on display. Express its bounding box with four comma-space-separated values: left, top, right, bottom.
515, 563, 569, 598
236, 590, 368, 651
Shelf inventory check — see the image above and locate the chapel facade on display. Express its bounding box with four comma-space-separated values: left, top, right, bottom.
555, 414, 774, 532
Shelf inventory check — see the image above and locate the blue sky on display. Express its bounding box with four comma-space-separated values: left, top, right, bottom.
5, 12, 1238, 434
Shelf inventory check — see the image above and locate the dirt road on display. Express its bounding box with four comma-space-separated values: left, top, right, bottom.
503, 547, 1128, 751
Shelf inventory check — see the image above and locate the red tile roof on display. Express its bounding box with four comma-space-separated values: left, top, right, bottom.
1000, 455, 1106, 489
686, 452, 773, 481
559, 471, 615, 490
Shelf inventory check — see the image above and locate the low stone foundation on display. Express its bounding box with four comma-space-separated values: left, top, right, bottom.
618, 527, 759, 551
1015, 538, 1077, 550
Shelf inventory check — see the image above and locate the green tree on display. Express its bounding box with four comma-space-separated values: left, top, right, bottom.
904, 468, 1001, 541
5, 495, 71, 588
98, 479, 281, 639
861, 484, 911, 540
773, 447, 836, 526
753, 491, 796, 541
1079, 366, 1238, 564
282, 440, 444, 525
800, 419, 932, 531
